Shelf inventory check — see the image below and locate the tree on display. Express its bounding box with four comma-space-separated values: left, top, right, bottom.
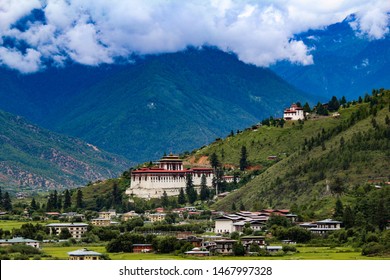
232, 241, 245, 256
315, 102, 328, 116
76, 189, 83, 209
209, 153, 219, 169
343, 205, 355, 229
161, 191, 169, 208
3, 192, 12, 211
328, 96, 340, 111
303, 102, 311, 113
199, 174, 210, 201
340, 96, 347, 106
185, 174, 197, 204
58, 228, 72, 239
178, 188, 186, 205
239, 146, 248, 171
330, 176, 345, 195
63, 189, 71, 210
112, 182, 122, 207
333, 198, 344, 220
30, 198, 38, 210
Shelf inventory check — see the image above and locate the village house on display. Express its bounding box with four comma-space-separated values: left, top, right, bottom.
68, 248, 102, 260
283, 103, 305, 120
307, 219, 342, 235
121, 211, 140, 221
214, 214, 246, 234
149, 213, 166, 223
91, 218, 111, 227
0, 237, 40, 249
240, 236, 266, 252
214, 239, 236, 255
46, 223, 88, 239
222, 175, 240, 183
98, 210, 116, 220
126, 154, 214, 199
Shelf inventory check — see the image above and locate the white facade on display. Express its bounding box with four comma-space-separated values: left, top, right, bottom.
126, 155, 214, 199
283, 104, 305, 120
46, 223, 88, 239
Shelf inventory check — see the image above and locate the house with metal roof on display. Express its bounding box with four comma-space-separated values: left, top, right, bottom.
0, 237, 40, 249
68, 248, 102, 260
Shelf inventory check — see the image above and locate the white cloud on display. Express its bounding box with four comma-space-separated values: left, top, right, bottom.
0, 47, 41, 73
0, 0, 388, 73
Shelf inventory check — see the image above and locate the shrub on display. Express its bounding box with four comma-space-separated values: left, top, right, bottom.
361, 242, 385, 256
282, 245, 297, 253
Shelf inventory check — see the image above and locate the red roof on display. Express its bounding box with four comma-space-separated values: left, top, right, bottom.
132, 167, 213, 174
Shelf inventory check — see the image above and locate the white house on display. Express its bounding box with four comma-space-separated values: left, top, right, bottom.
214, 215, 246, 234
46, 223, 88, 239
283, 104, 305, 120
126, 154, 214, 199
308, 219, 342, 235
68, 248, 102, 260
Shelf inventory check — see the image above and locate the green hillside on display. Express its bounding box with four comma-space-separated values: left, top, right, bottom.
191, 90, 389, 217
0, 110, 130, 193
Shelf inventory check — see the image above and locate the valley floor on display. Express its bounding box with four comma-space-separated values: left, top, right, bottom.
40, 244, 390, 260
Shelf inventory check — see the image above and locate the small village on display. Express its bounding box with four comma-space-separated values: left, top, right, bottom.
0, 205, 348, 260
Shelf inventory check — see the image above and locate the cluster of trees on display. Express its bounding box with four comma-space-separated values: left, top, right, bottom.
0, 188, 13, 211
106, 233, 193, 254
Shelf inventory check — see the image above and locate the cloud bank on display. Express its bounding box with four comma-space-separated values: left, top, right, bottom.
0, 0, 389, 73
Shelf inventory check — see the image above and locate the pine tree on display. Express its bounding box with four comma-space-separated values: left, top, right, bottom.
178, 188, 186, 205
161, 191, 169, 208
57, 196, 62, 211
3, 192, 12, 211
209, 153, 219, 169
239, 146, 248, 171
333, 198, 344, 220
63, 189, 71, 210
343, 205, 355, 229
112, 182, 122, 207
200, 174, 210, 201
53, 190, 58, 210
76, 189, 83, 209
31, 198, 37, 210
303, 102, 311, 113
185, 174, 197, 204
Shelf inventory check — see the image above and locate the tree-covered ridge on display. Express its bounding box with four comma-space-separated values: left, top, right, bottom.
0, 109, 130, 192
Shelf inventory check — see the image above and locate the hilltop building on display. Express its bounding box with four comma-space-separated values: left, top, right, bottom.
283, 103, 305, 120
126, 154, 214, 199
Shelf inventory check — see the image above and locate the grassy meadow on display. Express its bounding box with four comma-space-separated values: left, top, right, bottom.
39, 244, 390, 260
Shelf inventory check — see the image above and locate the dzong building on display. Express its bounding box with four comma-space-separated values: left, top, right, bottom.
126, 154, 214, 199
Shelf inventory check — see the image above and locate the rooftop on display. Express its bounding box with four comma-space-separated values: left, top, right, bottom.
68, 248, 102, 256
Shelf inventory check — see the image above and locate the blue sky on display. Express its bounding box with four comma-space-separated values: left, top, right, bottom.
0, 0, 389, 73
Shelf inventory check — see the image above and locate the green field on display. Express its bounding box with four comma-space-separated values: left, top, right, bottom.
0, 220, 60, 231
40, 244, 390, 260
0, 220, 31, 231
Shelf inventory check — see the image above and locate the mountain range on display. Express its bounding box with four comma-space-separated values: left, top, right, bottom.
0, 47, 315, 164
0, 16, 389, 191
271, 16, 390, 100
